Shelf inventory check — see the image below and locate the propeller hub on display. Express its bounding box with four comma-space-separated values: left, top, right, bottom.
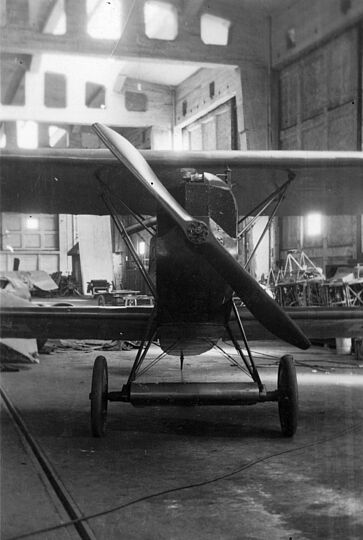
186, 220, 209, 244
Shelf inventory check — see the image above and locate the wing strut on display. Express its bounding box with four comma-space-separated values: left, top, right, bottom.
238, 172, 295, 235
99, 187, 157, 299
241, 174, 294, 272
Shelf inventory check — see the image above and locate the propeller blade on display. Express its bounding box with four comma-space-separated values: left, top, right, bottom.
198, 236, 310, 349
93, 123, 192, 231
93, 123, 310, 350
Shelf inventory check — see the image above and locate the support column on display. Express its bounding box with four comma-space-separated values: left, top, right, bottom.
237, 62, 270, 279
38, 123, 49, 147
59, 214, 74, 274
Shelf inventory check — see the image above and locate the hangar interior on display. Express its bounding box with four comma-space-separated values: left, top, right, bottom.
1, 0, 362, 298
1, 2, 363, 540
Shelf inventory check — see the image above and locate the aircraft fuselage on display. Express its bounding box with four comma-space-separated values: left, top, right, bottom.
156, 173, 238, 356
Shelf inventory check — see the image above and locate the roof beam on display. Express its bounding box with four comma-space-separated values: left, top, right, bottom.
0, 53, 31, 105
0, 2, 267, 67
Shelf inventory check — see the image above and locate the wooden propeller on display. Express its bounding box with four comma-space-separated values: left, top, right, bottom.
93, 123, 310, 350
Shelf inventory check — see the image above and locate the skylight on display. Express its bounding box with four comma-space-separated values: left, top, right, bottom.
144, 1, 178, 40
200, 13, 231, 45
42, 0, 66, 35
87, 0, 122, 39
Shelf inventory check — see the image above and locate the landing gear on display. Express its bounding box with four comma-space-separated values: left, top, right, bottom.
90, 356, 108, 437
88, 317, 300, 438
278, 354, 298, 437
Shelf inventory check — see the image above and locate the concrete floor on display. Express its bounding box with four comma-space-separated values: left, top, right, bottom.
1, 342, 363, 540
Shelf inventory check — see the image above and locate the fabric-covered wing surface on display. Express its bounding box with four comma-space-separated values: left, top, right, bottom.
1, 148, 362, 216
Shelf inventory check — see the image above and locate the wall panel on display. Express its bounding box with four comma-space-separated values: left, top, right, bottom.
278, 27, 360, 271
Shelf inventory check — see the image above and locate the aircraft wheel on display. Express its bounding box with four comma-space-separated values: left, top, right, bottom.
90, 356, 108, 437
278, 354, 298, 437
98, 295, 106, 306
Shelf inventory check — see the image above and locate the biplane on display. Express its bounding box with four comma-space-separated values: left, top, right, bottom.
1, 124, 362, 438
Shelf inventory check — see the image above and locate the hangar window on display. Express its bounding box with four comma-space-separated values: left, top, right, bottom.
85, 82, 106, 109
87, 0, 122, 40
0, 126, 5, 148
144, 1, 178, 40
305, 213, 323, 236
49, 125, 69, 147
138, 241, 146, 256
125, 91, 148, 112
40, 0, 66, 35
26, 217, 39, 230
17, 121, 38, 149
209, 81, 215, 99
1, 213, 59, 253
200, 14, 231, 45
44, 72, 66, 108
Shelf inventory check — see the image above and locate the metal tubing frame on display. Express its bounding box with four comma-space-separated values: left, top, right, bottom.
96, 173, 156, 237
238, 172, 295, 233
100, 192, 157, 299
125, 307, 158, 389
244, 182, 289, 271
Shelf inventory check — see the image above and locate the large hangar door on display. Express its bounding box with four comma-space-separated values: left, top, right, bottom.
0, 213, 60, 273
182, 98, 238, 151
278, 27, 361, 272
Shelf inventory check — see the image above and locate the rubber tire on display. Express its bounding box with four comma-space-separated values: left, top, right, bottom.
90, 356, 108, 437
98, 295, 106, 306
278, 354, 298, 437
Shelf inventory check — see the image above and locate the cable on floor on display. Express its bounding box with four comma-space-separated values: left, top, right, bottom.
8, 418, 363, 540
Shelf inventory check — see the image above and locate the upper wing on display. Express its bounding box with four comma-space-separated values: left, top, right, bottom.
0, 148, 362, 216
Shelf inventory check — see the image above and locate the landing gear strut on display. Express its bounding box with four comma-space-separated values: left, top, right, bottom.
88, 327, 300, 437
